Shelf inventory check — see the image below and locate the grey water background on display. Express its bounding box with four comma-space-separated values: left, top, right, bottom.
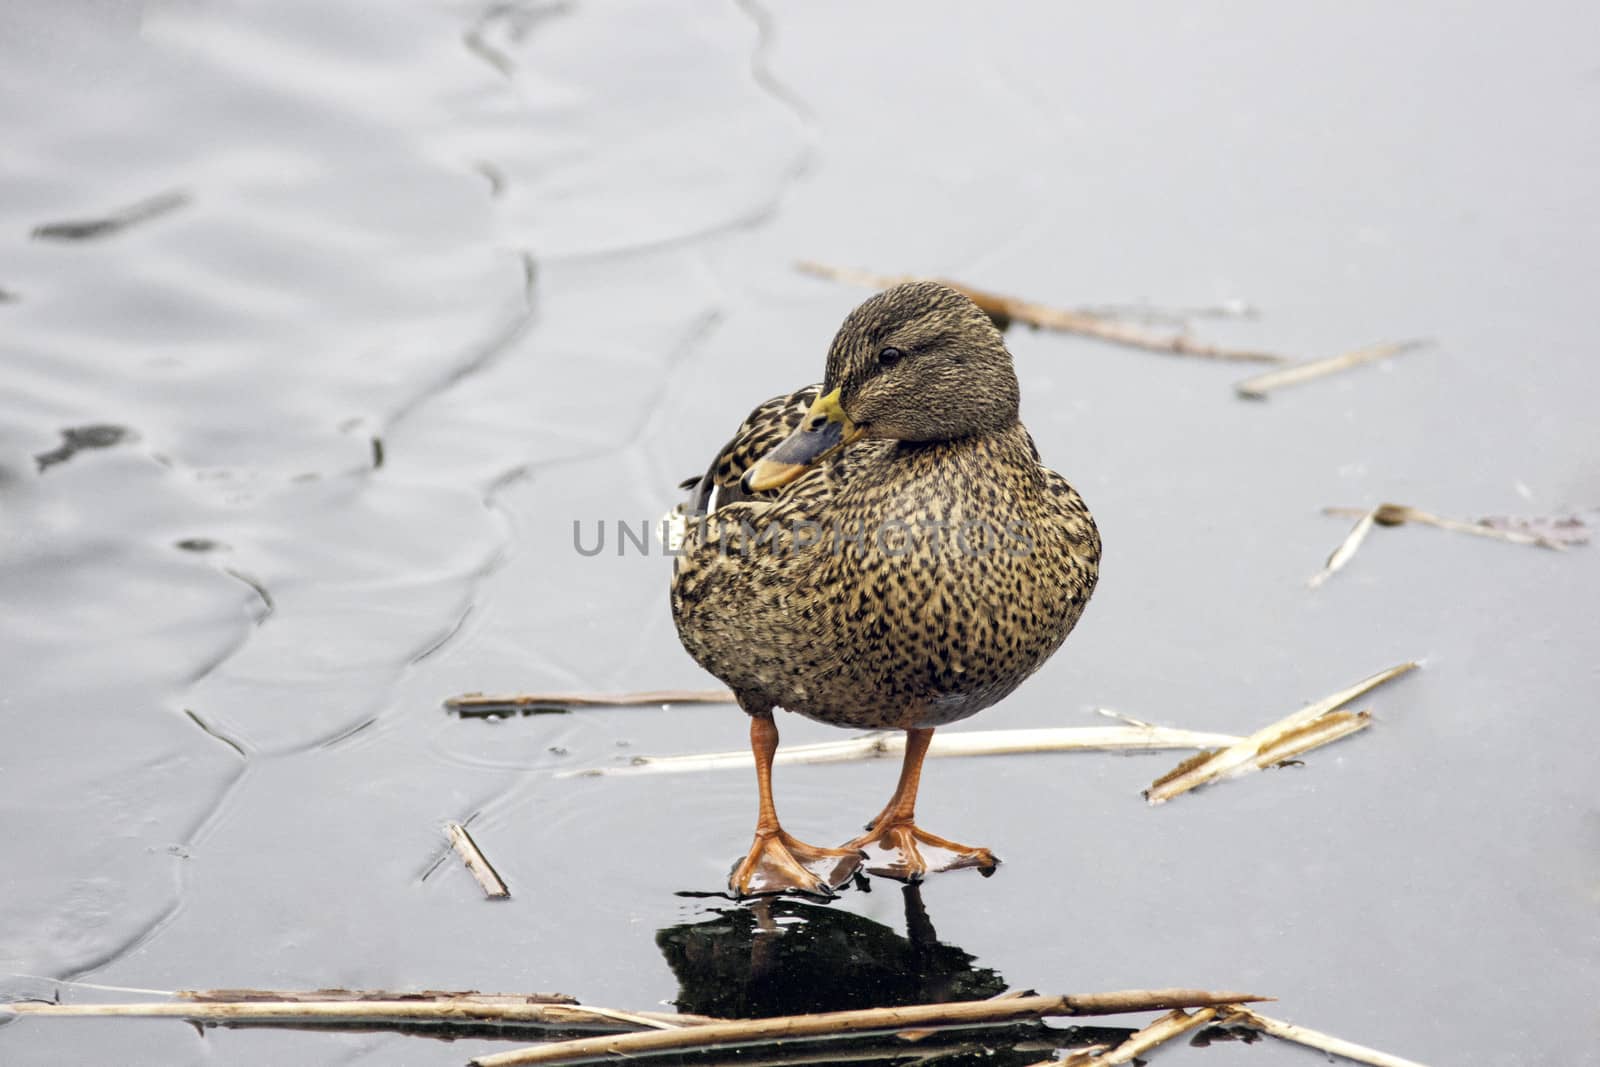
2, 1, 1597, 1063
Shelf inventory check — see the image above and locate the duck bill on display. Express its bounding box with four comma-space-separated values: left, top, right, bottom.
743, 388, 863, 492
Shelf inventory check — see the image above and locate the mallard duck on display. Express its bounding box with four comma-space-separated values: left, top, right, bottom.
671, 281, 1100, 898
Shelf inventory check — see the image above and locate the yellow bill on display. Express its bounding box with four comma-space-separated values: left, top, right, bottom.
742, 388, 863, 492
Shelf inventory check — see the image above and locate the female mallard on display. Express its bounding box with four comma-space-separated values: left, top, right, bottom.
671, 281, 1100, 897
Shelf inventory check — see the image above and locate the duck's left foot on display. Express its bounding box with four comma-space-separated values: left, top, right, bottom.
840, 821, 999, 883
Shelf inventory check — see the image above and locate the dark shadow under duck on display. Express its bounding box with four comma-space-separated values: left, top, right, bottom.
656, 887, 1138, 1067
657, 886, 1004, 1018
671, 282, 1100, 898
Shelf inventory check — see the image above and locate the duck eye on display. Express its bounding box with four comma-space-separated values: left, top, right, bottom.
877, 346, 903, 367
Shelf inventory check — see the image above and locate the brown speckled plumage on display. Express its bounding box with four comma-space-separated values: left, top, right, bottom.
669, 281, 1100, 894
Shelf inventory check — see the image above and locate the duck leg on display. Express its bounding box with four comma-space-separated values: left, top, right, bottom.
841, 727, 999, 882
729, 712, 864, 898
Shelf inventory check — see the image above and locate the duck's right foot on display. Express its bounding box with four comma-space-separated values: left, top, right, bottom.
729, 829, 864, 899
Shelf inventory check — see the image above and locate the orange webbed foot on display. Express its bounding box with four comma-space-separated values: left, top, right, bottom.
729, 828, 864, 899
841, 821, 999, 883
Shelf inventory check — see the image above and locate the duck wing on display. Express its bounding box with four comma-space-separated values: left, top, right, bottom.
679, 384, 822, 514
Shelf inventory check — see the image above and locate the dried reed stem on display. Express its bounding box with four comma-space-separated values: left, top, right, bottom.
796, 262, 1287, 363
1144, 663, 1416, 804
1326, 504, 1572, 550
1310, 508, 1380, 588
1234, 340, 1429, 399
471, 990, 1269, 1067
446, 689, 733, 714
1056, 1007, 1217, 1066
1312, 502, 1576, 586
0, 998, 680, 1030
558, 726, 1245, 779
445, 822, 510, 899
1221, 1007, 1432, 1067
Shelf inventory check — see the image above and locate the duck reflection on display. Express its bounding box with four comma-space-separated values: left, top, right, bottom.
657, 885, 1004, 1018
656, 886, 1135, 1066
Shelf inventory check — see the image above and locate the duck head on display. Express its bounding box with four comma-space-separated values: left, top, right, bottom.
743, 282, 1020, 491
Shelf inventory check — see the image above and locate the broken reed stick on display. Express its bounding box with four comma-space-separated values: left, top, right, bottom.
446, 689, 733, 714
0, 997, 701, 1031
1056, 1007, 1218, 1066
2, 994, 1428, 1067
557, 725, 1246, 779
1475, 511, 1590, 546
1095, 707, 1155, 729
180, 988, 577, 1004
445, 822, 510, 899
677, 1033, 1076, 1067
1311, 502, 1578, 587
795, 261, 1287, 364
668, 1036, 1068, 1067
1327, 504, 1574, 550
1251, 709, 1371, 766
1310, 508, 1381, 588
1233, 340, 1430, 399
1144, 662, 1417, 805
181, 991, 707, 1029
897, 987, 1035, 1042
470, 990, 1271, 1067
1221, 1007, 1433, 1067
